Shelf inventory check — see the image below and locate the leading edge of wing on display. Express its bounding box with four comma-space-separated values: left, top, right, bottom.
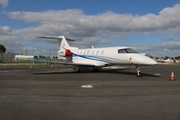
28, 59, 95, 66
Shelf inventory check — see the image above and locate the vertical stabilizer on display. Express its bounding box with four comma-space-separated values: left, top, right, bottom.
57, 36, 71, 50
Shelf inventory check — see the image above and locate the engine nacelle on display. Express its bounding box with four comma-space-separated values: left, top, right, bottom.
57, 49, 72, 57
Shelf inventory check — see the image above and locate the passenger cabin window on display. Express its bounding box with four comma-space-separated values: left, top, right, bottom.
118, 48, 138, 53
101, 51, 104, 55
87, 50, 90, 55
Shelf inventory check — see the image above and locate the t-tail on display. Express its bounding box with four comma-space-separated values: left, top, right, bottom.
38, 36, 78, 57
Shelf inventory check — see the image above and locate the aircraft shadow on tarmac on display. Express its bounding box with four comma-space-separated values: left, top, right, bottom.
104, 70, 160, 77
33, 69, 160, 77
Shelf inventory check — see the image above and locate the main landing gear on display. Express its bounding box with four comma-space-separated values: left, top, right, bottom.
73, 66, 101, 73
136, 66, 141, 77
74, 66, 82, 73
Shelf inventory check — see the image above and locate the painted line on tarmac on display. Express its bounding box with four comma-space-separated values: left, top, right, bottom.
81, 82, 112, 89
81, 85, 93, 88
154, 73, 161, 76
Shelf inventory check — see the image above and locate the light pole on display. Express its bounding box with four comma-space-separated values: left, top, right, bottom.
39, 50, 42, 56
48, 50, 51, 58
11, 49, 13, 61
24, 50, 27, 56
32, 49, 36, 56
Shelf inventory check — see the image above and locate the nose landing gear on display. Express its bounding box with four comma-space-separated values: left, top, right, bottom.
136, 66, 141, 77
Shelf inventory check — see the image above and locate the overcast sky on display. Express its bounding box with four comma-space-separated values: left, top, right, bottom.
0, 0, 180, 57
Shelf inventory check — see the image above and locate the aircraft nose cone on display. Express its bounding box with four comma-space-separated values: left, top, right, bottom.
135, 56, 157, 65
142, 56, 157, 65
148, 59, 157, 65
130, 55, 157, 65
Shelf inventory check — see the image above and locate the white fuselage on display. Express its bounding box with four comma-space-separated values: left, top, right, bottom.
65, 46, 157, 67
38, 36, 156, 76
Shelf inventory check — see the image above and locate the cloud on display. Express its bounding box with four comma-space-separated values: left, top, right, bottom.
163, 36, 175, 41
0, 26, 16, 45
0, 0, 8, 8
0, 26, 12, 34
5, 4, 180, 35
132, 40, 180, 57
1, 3, 180, 57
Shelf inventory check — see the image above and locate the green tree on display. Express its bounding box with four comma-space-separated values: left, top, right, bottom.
164, 56, 170, 60
0, 45, 6, 63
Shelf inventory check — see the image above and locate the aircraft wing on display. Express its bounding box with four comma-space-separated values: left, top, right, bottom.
24, 59, 95, 67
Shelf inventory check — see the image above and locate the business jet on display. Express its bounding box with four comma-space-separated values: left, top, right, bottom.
156, 58, 172, 63
29, 36, 156, 77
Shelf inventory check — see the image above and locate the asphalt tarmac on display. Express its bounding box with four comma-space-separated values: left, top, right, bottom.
0, 64, 180, 120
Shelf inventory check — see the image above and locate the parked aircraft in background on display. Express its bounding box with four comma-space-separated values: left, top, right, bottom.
14, 55, 34, 61
17, 36, 157, 76
156, 58, 173, 63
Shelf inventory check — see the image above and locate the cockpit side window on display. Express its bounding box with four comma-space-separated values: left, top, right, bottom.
118, 48, 138, 53
118, 49, 127, 53
126, 48, 138, 53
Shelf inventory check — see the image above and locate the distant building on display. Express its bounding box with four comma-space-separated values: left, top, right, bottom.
2, 52, 19, 61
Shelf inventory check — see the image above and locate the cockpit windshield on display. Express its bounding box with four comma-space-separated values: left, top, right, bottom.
118, 48, 138, 53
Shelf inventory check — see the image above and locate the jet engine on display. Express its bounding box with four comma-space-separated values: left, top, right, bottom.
57, 49, 72, 57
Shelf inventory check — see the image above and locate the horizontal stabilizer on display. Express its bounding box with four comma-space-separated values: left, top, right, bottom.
38, 36, 75, 41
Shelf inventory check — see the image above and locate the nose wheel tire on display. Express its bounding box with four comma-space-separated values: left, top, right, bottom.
136, 66, 142, 77
137, 71, 141, 77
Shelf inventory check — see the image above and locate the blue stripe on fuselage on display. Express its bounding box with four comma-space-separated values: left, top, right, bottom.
72, 53, 121, 63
